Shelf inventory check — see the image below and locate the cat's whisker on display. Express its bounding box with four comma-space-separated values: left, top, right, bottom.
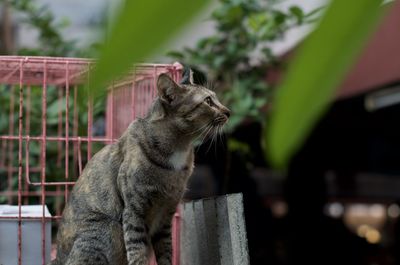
219, 126, 227, 150
198, 124, 213, 147
214, 127, 220, 155
187, 122, 211, 136
205, 126, 219, 154
205, 125, 215, 141
205, 131, 214, 154
217, 126, 223, 147
191, 121, 213, 146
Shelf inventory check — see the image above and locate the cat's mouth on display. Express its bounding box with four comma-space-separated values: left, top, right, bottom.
213, 114, 229, 126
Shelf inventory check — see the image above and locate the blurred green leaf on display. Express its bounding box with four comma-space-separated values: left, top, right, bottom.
91, 1, 211, 92
266, 0, 388, 168
304, 6, 326, 19
273, 10, 287, 25
289, 6, 304, 24
228, 138, 250, 154
166, 51, 185, 60
247, 13, 268, 31
47, 96, 66, 116
168, 0, 315, 136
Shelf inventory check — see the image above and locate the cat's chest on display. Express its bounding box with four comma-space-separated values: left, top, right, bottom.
168, 150, 190, 171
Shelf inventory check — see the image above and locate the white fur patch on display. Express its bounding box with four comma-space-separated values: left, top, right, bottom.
169, 150, 188, 170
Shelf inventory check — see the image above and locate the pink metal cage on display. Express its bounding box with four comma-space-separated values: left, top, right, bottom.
0, 56, 182, 265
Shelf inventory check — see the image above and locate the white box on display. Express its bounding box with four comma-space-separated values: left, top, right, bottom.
0, 205, 52, 265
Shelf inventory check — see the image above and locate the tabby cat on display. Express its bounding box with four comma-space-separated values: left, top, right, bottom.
50, 69, 230, 265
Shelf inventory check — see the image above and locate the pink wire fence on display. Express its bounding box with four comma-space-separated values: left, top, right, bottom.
0, 56, 183, 265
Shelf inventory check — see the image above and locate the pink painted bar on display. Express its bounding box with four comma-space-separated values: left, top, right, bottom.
0, 55, 183, 264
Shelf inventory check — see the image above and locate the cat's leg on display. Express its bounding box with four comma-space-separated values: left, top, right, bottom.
152, 211, 174, 265
122, 206, 150, 265
62, 219, 126, 265
119, 163, 151, 265
64, 237, 109, 265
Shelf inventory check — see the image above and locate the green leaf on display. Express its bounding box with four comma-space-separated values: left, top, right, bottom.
265, 0, 388, 168
213, 55, 226, 68
289, 6, 304, 24
165, 51, 184, 60
273, 10, 287, 26
247, 13, 268, 32
304, 6, 326, 19
47, 96, 66, 117
228, 138, 250, 154
254, 98, 266, 108
91, 0, 211, 93
225, 6, 243, 23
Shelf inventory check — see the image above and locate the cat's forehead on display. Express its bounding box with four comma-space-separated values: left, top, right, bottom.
178, 84, 213, 104
183, 84, 215, 97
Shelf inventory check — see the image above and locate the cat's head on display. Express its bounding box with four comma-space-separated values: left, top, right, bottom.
154, 69, 230, 141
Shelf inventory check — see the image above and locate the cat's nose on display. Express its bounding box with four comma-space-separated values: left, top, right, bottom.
223, 109, 231, 118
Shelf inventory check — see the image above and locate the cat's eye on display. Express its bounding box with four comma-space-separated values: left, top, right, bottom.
205, 97, 212, 106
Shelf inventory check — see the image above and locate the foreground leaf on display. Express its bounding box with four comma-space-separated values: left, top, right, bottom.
91, 1, 211, 93
265, 0, 388, 168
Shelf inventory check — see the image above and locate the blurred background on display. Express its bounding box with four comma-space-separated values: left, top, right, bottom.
1, 0, 400, 264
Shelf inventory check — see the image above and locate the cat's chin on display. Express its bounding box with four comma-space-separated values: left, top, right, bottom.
213, 115, 229, 126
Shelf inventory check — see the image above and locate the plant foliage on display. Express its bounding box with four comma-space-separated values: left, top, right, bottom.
168, 0, 320, 132
265, 0, 388, 168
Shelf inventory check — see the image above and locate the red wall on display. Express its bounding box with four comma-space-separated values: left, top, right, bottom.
268, 2, 400, 100
337, 1, 400, 98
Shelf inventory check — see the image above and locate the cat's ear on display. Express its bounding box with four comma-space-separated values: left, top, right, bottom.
180, 67, 194, 85
157, 74, 185, 104
180, 66, 207, 86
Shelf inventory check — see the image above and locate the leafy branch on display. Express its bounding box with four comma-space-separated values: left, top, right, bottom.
168, 0, 322, 132
4, 0, 77, 56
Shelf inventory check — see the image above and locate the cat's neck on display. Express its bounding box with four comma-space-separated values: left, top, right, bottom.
135, 117, 193, 155
126, 118, 193, 171
143, 99, 194, 152
153, 121, 191, 150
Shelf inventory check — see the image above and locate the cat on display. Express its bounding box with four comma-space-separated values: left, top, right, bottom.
50, 68, 230, 265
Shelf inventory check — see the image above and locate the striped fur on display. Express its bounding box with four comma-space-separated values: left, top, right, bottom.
50, 74, 230, 265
